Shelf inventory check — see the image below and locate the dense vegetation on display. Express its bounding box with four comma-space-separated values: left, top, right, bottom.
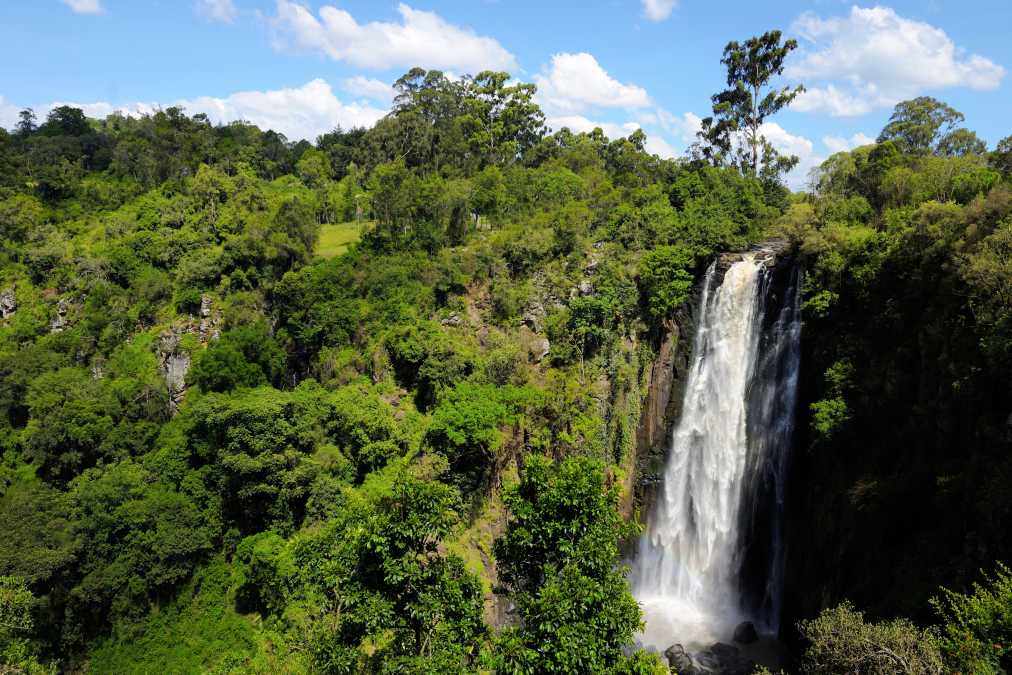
0, 33, 1010, 674
781, 96, 1012, 673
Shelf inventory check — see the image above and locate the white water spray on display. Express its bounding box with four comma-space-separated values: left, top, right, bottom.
630, 253, 801, 650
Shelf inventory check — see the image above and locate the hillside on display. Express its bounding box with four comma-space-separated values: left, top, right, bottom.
1, 58, 1011, 675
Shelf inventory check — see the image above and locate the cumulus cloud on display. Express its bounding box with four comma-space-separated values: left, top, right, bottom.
269, 1, 516, 73
823, 132, 875, 154
789, 5, 1006, 116
751, 122, 821, 190
196, 0, 238, 24
22, 79, 387, 141
535, 53, 649, 115
642, 0, 677, 22
342, 76, 396, 104
649, 108, 703, 145
792, 84, 876, 117
0, 97, 21, 131
61, 0, 103, 15
644, 135, 677, 159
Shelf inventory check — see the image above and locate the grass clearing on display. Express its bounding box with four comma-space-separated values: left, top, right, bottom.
316, 220, 367, 258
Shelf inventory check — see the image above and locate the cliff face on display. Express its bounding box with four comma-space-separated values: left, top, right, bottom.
628, 293, 694, 524
780, 244, 1012, 633
629, 240, 796, 525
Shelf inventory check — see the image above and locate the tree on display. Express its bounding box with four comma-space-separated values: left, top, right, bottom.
990, 135, 1012, 174
638, 245, 696, 320
15, 109, 37, 137
493, 454, 643, 673
462, 71, 546, 166
877, 97, 964, 155
696, 30, 805, 184
937, 128, 987, 157
40, 106, 90, 137
0, 576, 54, 674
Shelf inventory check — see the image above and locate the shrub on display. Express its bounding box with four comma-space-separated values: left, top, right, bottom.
797, 602, 943, 674
932, 563, 1012, 674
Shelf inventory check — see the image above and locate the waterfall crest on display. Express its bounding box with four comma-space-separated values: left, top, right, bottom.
630, 252, 801, 650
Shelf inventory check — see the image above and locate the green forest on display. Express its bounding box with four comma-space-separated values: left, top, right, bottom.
1, 29, 1011, 675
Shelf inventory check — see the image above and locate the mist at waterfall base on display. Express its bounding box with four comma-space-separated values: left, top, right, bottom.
629, 253, 802, 651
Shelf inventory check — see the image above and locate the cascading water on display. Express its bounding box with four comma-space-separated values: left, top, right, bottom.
629, 251, 801, 651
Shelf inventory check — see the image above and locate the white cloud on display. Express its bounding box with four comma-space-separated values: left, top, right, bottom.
642, 0, 677, 22
269, 1, 517, 73
822, 132, 875, 154
61, 0, 103, 15
196, 0, 238, 24
789, 5, 1006, 116
791, 84, 876, 117
535, 52, 649, 115
342, 76, 396, 104
760, 122, 821, 190
651, 108, 703, 145
29, 79, 387, 141
0, 97, 21, 131
644, 135, 677, 159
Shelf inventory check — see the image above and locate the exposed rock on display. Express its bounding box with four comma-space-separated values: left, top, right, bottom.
197, 293, 221, 342
578, 279, 595, 296
50, 298, 70, 333
664, 644, 697, 673
157, 330, 191, 414
522, 302, 546, 333
533, 338, 550, 363
733, 621, 758, 644
440, 312, 464, 327
693, 641, 756, 675
0, 286, 15, 319
716, 238, 792, 280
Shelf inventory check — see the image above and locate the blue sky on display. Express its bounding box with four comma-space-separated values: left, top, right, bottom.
2, 0, 1010, 184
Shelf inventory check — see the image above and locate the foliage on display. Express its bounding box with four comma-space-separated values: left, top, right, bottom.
797, 602, 944, 674
493, 454, 643, 673
696, 30, 804, 184
931, 563, 1012, 674
638, 244, 695, 320
0, 46, 813, 670
877, 97, 967, 156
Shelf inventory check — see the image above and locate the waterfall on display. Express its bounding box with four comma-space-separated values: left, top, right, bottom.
630, 252, 801, 650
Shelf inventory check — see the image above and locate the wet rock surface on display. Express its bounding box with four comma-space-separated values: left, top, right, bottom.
733, 621, 758, 644
658, 640, 760, 675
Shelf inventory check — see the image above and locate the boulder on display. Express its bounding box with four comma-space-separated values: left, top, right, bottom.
664, 644, 696, 673
710, 642, 739, 661
733, 621, 758, 644
533, 337, 550, 363
698, 641, 756, 675
440, 312, 464, 327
